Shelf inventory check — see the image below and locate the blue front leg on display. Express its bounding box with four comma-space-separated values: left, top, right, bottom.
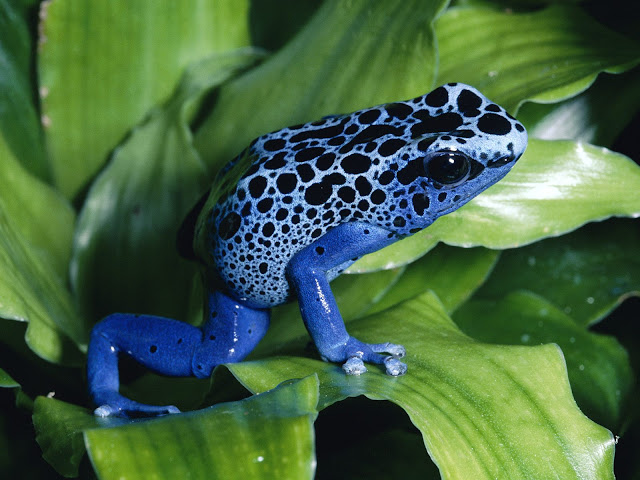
286, 222, 407, 376
87, 290, 269, 417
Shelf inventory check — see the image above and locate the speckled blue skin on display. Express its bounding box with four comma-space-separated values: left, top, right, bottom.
88, 83, 527, 417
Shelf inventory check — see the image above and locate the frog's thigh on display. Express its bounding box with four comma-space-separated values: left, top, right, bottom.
286, 222, 405, 372
88, 314, 201, 382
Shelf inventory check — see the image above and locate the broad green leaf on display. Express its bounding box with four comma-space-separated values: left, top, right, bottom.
475, 219, 640, 326
360, 245, 499, 313
431, 141, 640, 247
518, 69, 640, 147
0, 0, 48, 180
354, 139, 640, 271
84, 376, 318, 480
227, 293, 615, 479
38, 0, 250, 198
436, 4, 640, 112
0, 368, 18, 388
0, 134, 72, 278
0, 133, 84, 364
33, 397, 108, 478
71, 51, 262, 324
454, 290, 633, 429
194, 0, 447, 172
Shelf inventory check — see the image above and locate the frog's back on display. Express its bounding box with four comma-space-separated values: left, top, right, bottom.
195, 83, 526, 308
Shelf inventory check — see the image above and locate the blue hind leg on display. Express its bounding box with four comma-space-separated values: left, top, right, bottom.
87, 291, 269, 417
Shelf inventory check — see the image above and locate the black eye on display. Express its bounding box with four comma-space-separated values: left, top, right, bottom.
425, 151, 471, 186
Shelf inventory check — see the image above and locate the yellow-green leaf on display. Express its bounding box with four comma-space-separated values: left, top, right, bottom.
436, 4, 640, 112
38, 0, 251, 198
355, 140, 640, 271
194, 0, 447, 173
86, 376, 318, 480
227, 293, 615, 479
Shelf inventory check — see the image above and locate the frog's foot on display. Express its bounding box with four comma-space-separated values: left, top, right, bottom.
324, 338, 407, 377
93, 391, 180, 418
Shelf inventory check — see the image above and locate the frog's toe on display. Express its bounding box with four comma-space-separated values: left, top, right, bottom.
94, 404, 118, 418
384, 356, 408, 376
342, 356, 368, 375
92, 391, 181, 418
370, 342, 406, 358
94, 403, 180, 418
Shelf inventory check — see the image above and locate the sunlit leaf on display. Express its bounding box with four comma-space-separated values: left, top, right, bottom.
436, 4, 640, 112
355, 140, 640, 270
194, 0, 447, 172
518, 69, 640, 146
227, 293, 615, 479
38, 0, 251, 198
85, 376, 318, 480
454, 290, 633, 429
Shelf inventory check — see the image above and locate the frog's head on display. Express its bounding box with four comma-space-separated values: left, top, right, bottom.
404, 83, 528, 221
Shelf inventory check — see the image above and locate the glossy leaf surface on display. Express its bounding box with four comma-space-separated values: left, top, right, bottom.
454, 290, 633, 429
32, 376, 319, 479
228, 293, 615, 479
518, 69, 640, 147
354, 140, 640, 271
475, 219, 640, 326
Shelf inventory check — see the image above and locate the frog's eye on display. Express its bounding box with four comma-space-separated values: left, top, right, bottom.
425, 151, 471, 186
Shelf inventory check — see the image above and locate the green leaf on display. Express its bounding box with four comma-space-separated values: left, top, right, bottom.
194, 0, 447, 173
0, 0, 48, 180
0, 368, 18, 388
33, 396, 107, 478
0, 133, 84, 364
454, 290, 633, 429
84, 376, 318, 480
436, 4, 640, 112
38, 0, 251, 198
227, 293, 615, 479
474, 219, 640, 326
518, 69, 640, 147
360, 245, 499, 313
71, 51, 262, 323
354, 139, 640, 271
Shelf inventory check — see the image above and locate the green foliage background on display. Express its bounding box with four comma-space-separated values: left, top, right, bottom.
1, 0, 639, 478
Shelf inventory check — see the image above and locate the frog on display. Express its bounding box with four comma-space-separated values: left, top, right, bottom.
87, 83, 527, 417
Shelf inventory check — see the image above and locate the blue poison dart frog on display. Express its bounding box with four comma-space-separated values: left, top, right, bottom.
88, 83, 527, 417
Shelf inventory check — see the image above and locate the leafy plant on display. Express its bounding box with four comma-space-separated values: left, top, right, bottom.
1, 0, 639, 478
